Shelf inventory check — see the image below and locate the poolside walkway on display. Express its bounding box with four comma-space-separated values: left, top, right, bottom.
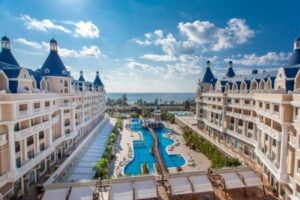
164, 122, 211, 173
61, 118, 116, 182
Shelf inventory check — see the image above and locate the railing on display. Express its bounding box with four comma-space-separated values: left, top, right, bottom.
0, 173, 8, 188
0, 134, 7, 146
15, 120, 52, 141
18, 110, 28, 117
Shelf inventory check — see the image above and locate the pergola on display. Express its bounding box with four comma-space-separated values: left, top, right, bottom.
69, 186, 95, 200
218, 168, 265, 199
134, 179, 158, 200
189, 175, 215, 199
42, 188, 70, 200
109, 182, 133, 200
109, 176, 158, 200
169, 177, 193, 198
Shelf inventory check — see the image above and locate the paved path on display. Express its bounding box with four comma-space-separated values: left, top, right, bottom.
64, 118, 116, 181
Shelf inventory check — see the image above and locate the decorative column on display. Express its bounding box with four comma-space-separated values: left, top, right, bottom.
279, 125, 288, 176
72, 108, 76, 132
8, 123, 16, 175
257, 130, 262, 149
24, 139, 28, 160
36, 134, 40, 154
60, 109, 64, 136
48, 126, 53, 146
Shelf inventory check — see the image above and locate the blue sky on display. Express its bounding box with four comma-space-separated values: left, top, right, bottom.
0, 0, 299, 92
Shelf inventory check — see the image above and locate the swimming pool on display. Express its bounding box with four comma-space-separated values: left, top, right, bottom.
124, 119, 185, 175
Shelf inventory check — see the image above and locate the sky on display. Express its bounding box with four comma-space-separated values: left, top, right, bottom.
0, 0, 299, 93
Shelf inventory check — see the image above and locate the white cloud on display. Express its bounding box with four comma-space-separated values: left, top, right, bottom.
73, 21, 99, 38
19, 15, 71, 33
19, 15, 100, 39
140, 54, 177, 62
15, 38, 101, 58
14, 38, 43, 49
225, 52, 290, 66
178, 18, 254, 51
125, 61, 164, 73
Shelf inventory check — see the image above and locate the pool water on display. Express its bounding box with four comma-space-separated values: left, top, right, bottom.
124, 119, 185, 175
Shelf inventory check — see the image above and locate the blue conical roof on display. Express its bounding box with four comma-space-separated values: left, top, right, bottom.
287, 49, 300, 66
78, 71, 85, 81
225, 61, 236, 77
0, 36, 20, 68
199, 61, 217, 84
93, 71, 104, 87
40, 39, 70, 77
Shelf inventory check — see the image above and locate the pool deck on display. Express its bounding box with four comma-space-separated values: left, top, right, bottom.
165, 122, 211, 173
112, 119, 211, 177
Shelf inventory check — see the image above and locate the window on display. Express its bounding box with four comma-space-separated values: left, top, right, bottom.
39, 131, 44, 140
15, 142, 20, 152
40, 161, 46, 173
27, 150, 34, 159
265, 134, 268, 141
51, 153, 55, 162
259, 102, 263, 108
40, 143, 45, 151
245, 100, 250, 105
272, 139, 276, 147
266, 103, 270, 110
238, 119, 243, 126
235, 99, 239, 104
16, 158, 21, 168
27, 136, 34, 146
274, 105, 279, 112
248, 122, 253, 130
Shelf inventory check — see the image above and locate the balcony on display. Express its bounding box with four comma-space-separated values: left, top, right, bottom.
0, 134, 7, 146
18, 110, 28, 117
289, 135, 298, 149
33, 107, 41, 113
0, 173, 8, 188
257, 121, 282, 141
52, 116, 59, 124
15, 120, 51, 141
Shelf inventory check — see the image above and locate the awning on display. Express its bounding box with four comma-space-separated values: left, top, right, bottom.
110, 182, 133, 200
68, 186, 94, 200
220, 172, 244, 189
189, 175, 214, 193
238, 170, 263, 187
42, 188, 69, 200
169, 177, 193, 196
134, 180, 157, 200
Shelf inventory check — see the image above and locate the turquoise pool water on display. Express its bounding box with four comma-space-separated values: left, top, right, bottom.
124, 119, 185, 175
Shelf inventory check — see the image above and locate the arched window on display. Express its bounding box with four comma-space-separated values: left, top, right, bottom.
266, 79, 272, 91
232, 82, 238, 92
251, 80, 258, 91
240, 82, 246, 91
259, 80, 265, 91
225, 83, 231, 92
41, 79, 47, 90
64, 80, 68, 87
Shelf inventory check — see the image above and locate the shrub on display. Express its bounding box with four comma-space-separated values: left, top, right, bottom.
142, 163, 149, 175
182, 126, 241, 168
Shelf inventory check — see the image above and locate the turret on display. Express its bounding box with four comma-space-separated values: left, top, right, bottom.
287, 34, 300, 66
225, 60, 236, 78
0, 36, 20, 68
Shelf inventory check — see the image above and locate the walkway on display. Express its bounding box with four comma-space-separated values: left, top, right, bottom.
62, 118, 116, 181
148, 128, 168, 176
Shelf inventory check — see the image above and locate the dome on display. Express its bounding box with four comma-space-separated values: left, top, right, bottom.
50, 38, 57, 44
1, 36, 10, 42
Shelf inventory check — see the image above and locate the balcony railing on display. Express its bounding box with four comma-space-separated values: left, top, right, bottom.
18, 110, 28, 117
0, 134, 7, 146
15, 120, 51, 141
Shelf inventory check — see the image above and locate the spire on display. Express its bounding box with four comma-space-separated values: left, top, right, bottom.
93, 70, 104, 87
40, 38, 70, 77
1, 36, 10, 49
0, 35, 20, 68
78, 70, 85, 81
199, 60, 217, 84
287, 33, 300, 66
50, 38, 58, 52
225, 60, 236, 78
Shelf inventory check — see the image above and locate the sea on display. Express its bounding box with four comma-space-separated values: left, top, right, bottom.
107, 93, 195, 104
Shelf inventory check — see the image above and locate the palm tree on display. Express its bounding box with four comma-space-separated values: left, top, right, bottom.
93, 158, 109, 179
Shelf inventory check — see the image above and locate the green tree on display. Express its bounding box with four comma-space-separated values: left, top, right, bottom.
184, 100, 191, 110
93, 158, 109, 179
122, 94, 128, 105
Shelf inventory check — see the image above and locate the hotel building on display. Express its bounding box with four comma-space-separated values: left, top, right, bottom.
0, 36, 106, 199
195, 35, 300, 200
